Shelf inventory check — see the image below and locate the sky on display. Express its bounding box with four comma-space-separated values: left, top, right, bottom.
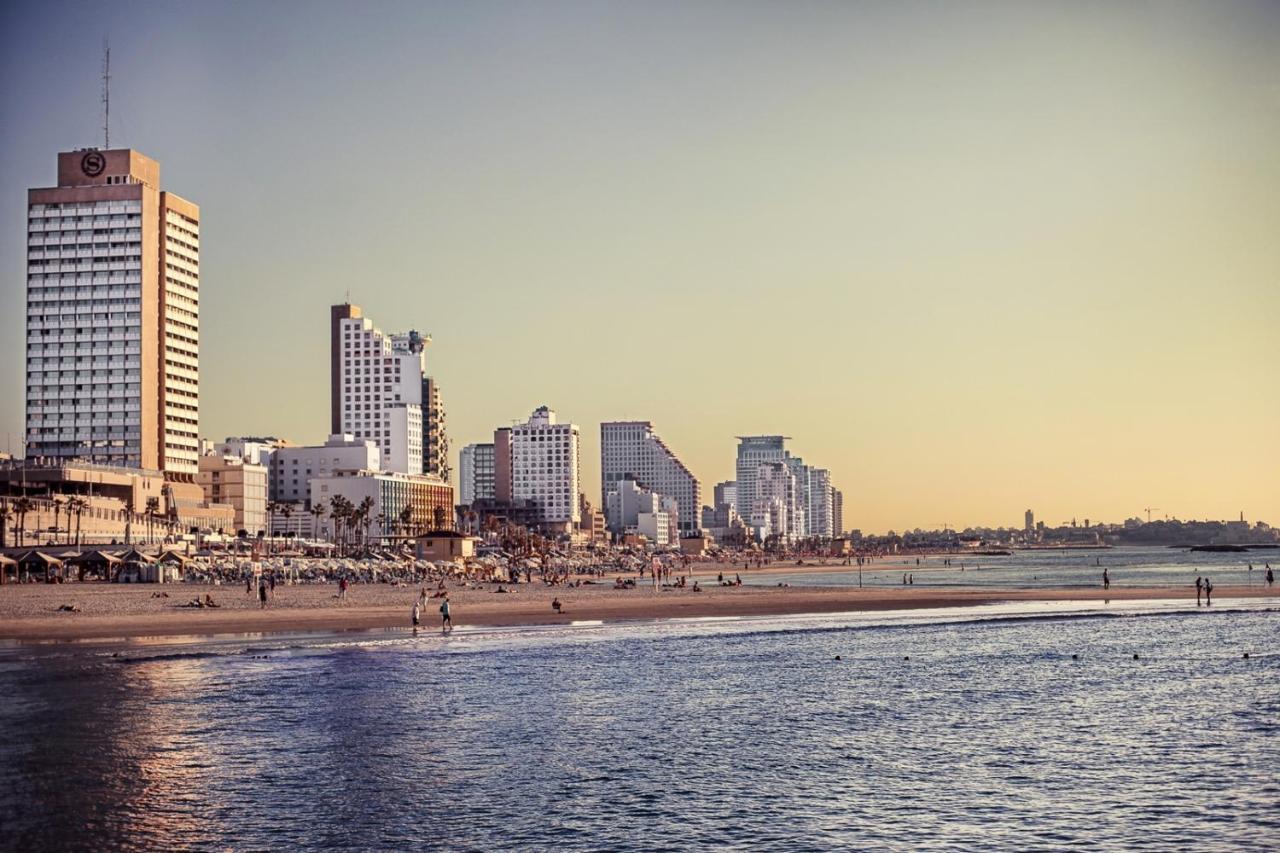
2, 0, 1278, 534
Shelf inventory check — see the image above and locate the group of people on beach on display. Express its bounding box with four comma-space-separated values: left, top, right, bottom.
1195, 576, 1214, 606
410, 592, 451, 632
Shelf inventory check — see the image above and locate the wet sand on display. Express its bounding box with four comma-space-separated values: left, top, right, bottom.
1, 580, 1274, 642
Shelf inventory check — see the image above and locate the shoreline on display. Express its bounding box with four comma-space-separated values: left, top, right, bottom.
1, 582, 1274, 643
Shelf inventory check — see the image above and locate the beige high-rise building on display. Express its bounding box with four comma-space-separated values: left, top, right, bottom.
25, 148, 200, 476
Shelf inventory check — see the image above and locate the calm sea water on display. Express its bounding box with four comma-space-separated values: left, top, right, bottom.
1, 600, 1276, 850
752, 545, 1280, 589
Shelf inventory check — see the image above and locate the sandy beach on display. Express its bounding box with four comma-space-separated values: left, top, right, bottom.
1, 576, 1274, 642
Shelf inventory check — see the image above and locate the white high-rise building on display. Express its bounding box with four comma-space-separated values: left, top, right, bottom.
331, 304, 430, 475
511, 406, 580, 532
752, 461, 797, 542
735, 436, 839, 544
600, 421, 702, 535
735, 436, 788, 534
25, 148, 200, 474
786, 456, 813, 537
458, 443, 495, 506
807, 468, 833, 538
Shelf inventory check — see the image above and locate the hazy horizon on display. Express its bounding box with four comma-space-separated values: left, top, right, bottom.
3, 0, 1278, 534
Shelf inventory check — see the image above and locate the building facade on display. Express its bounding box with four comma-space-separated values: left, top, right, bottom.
423, 375, 450, 481
511, 406, 580, 532
713, 481, 737, 512
25, 148, 200, 476
735, 436, 788, 539
600, 421, 701, 535
269, 434, 381, 504
331, 304, 445, 476
604, 476, 676, 546
806, 468, 833, 538
458, 442, 496, 506
196, 454, 267, 536
831, 487, 844, 538
310, 470, 454, 540
214, 436, 293, 468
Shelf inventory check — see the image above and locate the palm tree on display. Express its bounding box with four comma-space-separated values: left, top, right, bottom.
375, 512, 387, 544
432, 504, 447, 532
398, 504, 414, 540
123, 494, 135, 545
145, 496, 162, 545
67, 496, 88, 549
356, 497, 375, 550
0, 500, 9, 549
279, 503, 294, 543
266, 501, 279, 539
310, 503, 327, 543
50, 497, 64, 546
13, 497, 34, 549
329, 496, 352, 555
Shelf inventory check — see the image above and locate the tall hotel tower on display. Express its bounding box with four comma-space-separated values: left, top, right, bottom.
25, 149, 200, 475
330, 303, 449, 478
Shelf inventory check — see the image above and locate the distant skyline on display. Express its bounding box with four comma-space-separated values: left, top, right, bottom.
3, 0, 1278, 533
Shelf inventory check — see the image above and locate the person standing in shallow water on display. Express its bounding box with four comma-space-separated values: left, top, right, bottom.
1204, 577, 1213, 606
440, 595, 452, 632
1267, 566, 1275, 587
1103, 568, 1110, 590
1195, 576, 1203, 606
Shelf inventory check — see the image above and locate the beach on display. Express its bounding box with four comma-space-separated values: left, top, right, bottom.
2, 575, 1274, 641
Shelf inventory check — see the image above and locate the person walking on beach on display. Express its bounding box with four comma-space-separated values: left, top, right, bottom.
1267, 567, 1274, 587
1204, 577, 1213, 606
440, 595, 452, 632
258, 580, 268, 609
411, 601, 420, 627
246, 575, 252, 595
338, 577, 348, 602
1195, 576, 1203, 606
1103, 568, 1110, 590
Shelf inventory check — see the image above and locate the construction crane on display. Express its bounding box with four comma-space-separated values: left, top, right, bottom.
1143, 507, 1160, 523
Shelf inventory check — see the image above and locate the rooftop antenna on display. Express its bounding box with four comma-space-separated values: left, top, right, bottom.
101, 38, 110, 149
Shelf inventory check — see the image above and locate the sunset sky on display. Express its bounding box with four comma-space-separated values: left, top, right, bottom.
2, 0, 1277, 533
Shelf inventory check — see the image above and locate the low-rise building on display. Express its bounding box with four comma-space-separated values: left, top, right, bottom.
270, 434, 381, 504
197, 454, 268, 536
606, 477, 676, 546
310, 469, 453, 540
415, 530, 477, 563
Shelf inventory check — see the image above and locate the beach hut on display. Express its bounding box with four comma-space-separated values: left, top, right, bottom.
0, 553, 16, 585
157, 550, 190, 582
16, 550, 64, 583
117, 548, 157, 583
66, 549, 123, 582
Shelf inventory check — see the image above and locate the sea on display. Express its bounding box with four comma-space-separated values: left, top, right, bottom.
752, 545, 1280, 590
0, 551, 1277, 850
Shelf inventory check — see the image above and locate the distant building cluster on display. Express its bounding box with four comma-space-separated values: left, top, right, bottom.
718, 436, 843, 546
6, 145, 857, 551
